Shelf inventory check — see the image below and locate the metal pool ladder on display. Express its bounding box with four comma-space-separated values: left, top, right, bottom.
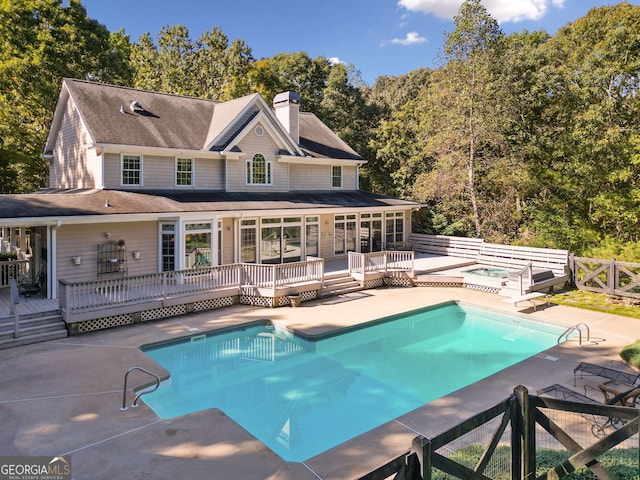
558, 323, 590, 345
121, 366, 161, 411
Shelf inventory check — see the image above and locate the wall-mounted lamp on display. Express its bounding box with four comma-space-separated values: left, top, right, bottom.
132, 251, 141, 260
226, 226, 231, 231
71, 256, 82, 265
105, 232, 111, 239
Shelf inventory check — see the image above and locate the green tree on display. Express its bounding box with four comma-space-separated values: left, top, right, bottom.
0, 0, 132, 192
320, 63, 375, 163
131, 25, 253, 100
412, 0, 510, 239
247, 52, 330, 113
526, 3, 640, 250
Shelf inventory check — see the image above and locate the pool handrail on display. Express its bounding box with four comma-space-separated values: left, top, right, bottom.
121, 366, 161, 411
558, 323, 590, 345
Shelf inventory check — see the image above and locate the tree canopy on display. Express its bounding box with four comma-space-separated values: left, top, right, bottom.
2, 0, 640, 253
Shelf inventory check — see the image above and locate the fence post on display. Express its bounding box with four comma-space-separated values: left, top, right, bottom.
514, 385, 535, 479
510, 394, 522, 480
609, 258, 616, 295
412, 435, 432, 480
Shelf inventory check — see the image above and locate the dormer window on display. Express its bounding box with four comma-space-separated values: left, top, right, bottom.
121, 154, 142, 186
246, 153, 272, 185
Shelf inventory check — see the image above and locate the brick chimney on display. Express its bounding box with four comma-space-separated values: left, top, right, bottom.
273, 91, 301, 144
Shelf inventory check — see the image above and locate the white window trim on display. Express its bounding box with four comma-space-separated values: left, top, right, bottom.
331, 165, 343, 188
121, 153, 143, 187
246, 153, 273, 186
175, 157, 194, 187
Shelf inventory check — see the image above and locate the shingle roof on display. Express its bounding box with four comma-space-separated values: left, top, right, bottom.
0, 189, 420, 220
66, 80, 217, 150
54, 79, 363, 161
299, 113, 362, 160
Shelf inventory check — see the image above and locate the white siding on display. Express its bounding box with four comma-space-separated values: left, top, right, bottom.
56, 222, 159, 284
103, 153, 121, 188
227, 124, 289, 192
289, 164, 358, 191
50, 100, 99, 189
342, 166, 358, 189
290, 164, 328, 190
195, 158, 225, 190
103, 154, 225, 190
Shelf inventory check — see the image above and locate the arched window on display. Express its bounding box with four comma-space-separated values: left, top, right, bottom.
246, 153, 272, 185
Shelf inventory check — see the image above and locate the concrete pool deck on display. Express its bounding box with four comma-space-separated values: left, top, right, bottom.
0, 286, 637, 479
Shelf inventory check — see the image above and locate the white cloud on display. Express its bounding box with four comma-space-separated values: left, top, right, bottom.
391, 31, 427, 46
398, 0, 565, 23
328, 57, 346, 65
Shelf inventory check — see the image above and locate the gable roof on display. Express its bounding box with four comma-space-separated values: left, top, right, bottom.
44, 79, 363, 162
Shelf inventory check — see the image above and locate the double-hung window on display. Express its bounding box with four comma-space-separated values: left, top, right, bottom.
331, 165, 342, 188
122, 154, 142, 186
246, 153, 272, 185
176, 158, 193, 187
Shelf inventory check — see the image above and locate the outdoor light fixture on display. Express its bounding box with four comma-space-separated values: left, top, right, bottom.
71, 256, 81, 265
132, 251, 141, 260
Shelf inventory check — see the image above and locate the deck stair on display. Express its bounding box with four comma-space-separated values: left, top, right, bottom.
499, 268, 555, 297
321, 271, 362, 297
0, 310, 67, 349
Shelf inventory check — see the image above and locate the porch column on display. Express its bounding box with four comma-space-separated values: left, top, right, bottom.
49, 223, 58, 299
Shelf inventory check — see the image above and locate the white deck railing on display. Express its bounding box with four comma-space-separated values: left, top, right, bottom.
0, 260, 30, 288
59, 258, 325, 316
348, 251, 415, 280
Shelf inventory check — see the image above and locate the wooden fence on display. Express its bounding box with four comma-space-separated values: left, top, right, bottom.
358, 385, 639, 480
570, 255, 640, 299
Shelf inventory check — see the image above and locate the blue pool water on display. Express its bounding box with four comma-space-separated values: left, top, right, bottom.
141, 302, 564, 462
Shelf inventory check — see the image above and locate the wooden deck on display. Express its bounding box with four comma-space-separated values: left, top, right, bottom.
0, 253, 477, 321
0, 290, 59, 319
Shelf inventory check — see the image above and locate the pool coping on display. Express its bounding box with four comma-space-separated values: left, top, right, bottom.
1, 286, 637, 479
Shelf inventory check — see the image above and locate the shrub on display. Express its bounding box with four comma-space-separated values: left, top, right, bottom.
0, 252, 18, 261
620, 339, 640, 369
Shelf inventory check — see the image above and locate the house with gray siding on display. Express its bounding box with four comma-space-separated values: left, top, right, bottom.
0, 79, 420, 302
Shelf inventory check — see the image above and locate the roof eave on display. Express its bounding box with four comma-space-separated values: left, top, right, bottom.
277, 155, 366, 166
94, 144, 224, 159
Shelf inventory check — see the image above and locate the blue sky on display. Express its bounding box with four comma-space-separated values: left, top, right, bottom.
81, 0, 639, 85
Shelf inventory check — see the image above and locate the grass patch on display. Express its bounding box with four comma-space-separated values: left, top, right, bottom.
549, 289, 640, 369
621, 339, 640, 367
548, 289, 640, 320
430, 445, 639, 479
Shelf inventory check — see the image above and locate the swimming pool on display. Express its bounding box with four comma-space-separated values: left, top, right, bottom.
141, 301, 565, 462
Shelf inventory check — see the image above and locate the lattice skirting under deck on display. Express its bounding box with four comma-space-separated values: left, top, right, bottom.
75, 313, 133, 334
414, 281, 464, 288
70, 295, 239, 334
241, 289, 319, 307
465, 283, 500, 294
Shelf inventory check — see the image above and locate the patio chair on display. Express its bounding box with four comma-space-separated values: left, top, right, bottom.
597, 383, 640, 407
19, 272, 44, 301
537, 384, 630, 438
573, 361, 640, 387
